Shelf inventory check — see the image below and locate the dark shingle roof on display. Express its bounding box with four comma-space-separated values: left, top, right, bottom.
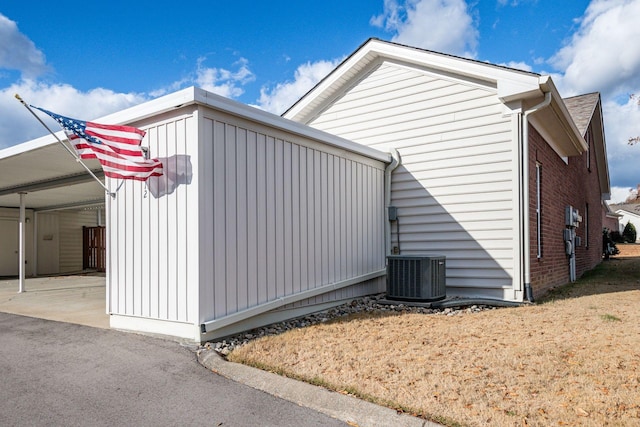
563, 92, 600, 137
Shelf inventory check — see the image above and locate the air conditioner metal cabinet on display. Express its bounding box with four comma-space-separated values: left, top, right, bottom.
386, 255, 446, 302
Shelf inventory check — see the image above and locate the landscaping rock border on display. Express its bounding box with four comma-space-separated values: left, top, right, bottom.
202, 294, 503, 356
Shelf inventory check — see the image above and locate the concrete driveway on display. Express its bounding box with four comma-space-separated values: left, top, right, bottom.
0, 274, 108, 329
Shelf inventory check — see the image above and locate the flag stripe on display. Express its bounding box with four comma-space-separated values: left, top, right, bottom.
35, 106, 163, 181
86, 121, 146, 136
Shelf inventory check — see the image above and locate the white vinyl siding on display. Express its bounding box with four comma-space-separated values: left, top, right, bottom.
108, 110, 197, 323
59, 209, 102, 273
307, 62, 516, 295
108, 101, 386, 336
36, 212, 59, 275
198, 111, 386, 322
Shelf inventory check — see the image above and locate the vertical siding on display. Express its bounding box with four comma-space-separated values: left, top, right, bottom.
307, 62, 516, 295
199, 112, 386, 321
109, 112, 197, 323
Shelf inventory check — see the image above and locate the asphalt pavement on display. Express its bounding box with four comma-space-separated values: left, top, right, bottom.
0, 276, 434, 427
0, 312, 345, 427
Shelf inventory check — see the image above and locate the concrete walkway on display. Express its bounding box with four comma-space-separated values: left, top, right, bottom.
0, 273, 108, 329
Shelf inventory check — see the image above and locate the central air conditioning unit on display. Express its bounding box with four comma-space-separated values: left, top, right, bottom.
386, 255, 446, 302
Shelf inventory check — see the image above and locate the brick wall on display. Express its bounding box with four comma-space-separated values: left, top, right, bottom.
528, 125, 604, 298
602, 211, 620, 234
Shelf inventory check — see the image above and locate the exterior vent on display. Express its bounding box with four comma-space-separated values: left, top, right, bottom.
386, 255, 446, 302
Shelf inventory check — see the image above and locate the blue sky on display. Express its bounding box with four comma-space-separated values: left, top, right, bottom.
2, 0, 640, 201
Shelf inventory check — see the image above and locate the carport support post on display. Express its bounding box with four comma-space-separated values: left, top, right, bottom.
18, 192, 26, 293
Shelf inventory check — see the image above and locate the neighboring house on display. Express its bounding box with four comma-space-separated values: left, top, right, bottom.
285, 38, 610, 301
1, 38, 612, 341
602, 200, 621, 236
611, 203, 640, 242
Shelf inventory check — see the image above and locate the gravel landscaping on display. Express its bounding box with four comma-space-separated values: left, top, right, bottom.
203, 295, 505, 356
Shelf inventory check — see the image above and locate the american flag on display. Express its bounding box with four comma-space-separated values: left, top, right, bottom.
33, 106, 163, 181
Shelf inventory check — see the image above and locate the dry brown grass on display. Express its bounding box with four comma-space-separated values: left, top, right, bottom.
229, 252, 640, 426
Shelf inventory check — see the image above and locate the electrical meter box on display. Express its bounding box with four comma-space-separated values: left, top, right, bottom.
565, 206, 582, 228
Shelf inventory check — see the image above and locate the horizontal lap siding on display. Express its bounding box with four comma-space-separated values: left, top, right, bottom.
199, 113, 386, 321
309, 62, 516, 292
109, 112, 196, 323
59, 209, 103, 273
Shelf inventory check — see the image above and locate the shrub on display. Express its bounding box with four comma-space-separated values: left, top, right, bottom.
623, 221, 637, 243
610, 230, 624, 243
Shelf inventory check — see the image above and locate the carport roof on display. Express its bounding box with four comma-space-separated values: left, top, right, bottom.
0, 138, 107, 210
0, 141, 109, 210
0, 88, 201, 210
1, 86, 390, 211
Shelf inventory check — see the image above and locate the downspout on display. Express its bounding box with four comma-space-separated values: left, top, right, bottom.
522, 91, 552, 302
385, 148, 400, 257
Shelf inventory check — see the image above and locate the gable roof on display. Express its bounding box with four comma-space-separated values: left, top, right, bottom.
564, 92, 600, 136
285, 38, 547, 121
563, 92, 610, 199
284, 38, 587, 158
611, 203, 640, 217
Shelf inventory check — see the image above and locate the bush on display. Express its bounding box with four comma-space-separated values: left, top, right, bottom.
623, 221, 637, 243
610, 230, 624, 243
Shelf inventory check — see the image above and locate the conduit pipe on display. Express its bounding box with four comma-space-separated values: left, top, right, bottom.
384, 148, 400, 257
522, 91, 552, 302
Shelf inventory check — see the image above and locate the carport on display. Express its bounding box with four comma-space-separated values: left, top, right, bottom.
0, 132, 108, 326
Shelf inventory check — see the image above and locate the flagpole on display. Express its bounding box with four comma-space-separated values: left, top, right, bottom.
15, 94, 115, 198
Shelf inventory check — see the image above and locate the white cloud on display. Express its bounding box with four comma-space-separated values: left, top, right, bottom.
0, 14, 147, 149
0, 14, 49, 78
194, 56, 255, 98
499, 61, 533, 72
370, 0, 479, 57
151, 56, 255, 99
600, 97, 640, 188
550, 0, 640, 97
1, 79, 146, 148
610, 185, 635, 203
256, 59, 342, 115
543, 0, 640, 191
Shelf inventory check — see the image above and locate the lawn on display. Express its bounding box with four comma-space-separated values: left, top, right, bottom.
229, 248, 640, 426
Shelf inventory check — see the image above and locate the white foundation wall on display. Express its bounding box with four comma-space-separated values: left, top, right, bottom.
198, 108, 387, 330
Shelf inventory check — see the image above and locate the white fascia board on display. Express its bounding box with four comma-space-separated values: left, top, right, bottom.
616, 209, 640, 220
3, 87, 199, 160
285, 38, 544, 121
283, 44, 377, 120
540, 76, 587, 151
8, 86, 390, 165
368, 41, 543, 100
192, 87, 391, 164
0, 133, 64, 160
96, 86, 198, 125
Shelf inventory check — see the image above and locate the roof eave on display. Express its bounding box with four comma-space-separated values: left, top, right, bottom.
285, 38, 547, 123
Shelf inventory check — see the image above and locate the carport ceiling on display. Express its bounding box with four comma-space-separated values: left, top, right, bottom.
0, 137, 106, 210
